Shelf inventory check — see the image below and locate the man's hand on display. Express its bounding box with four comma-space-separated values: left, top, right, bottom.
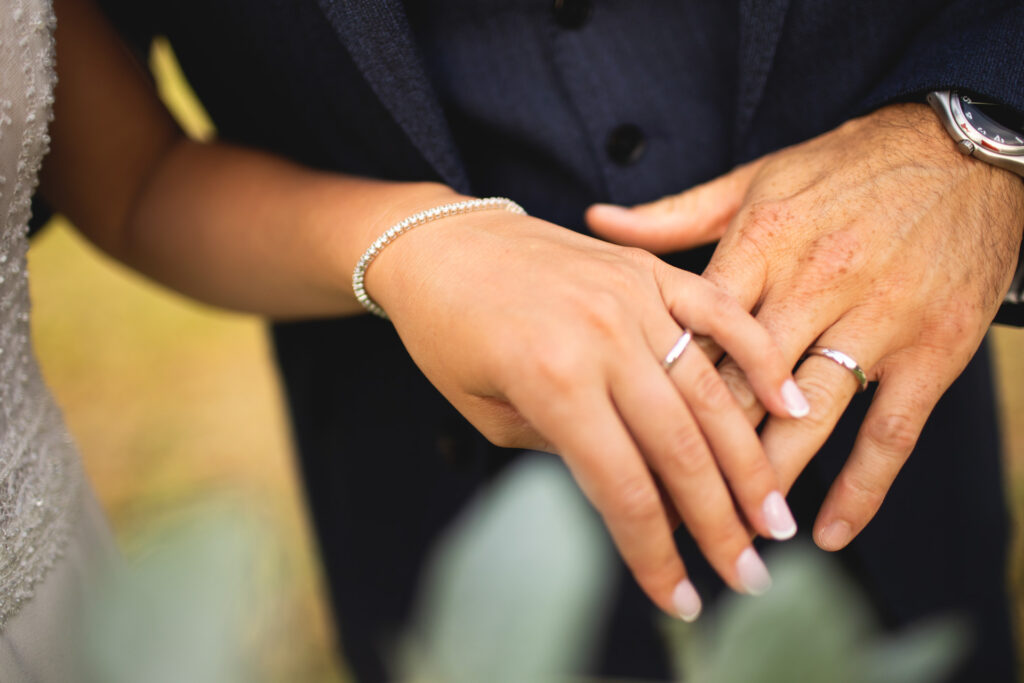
366, 200, 808, 618
587, 103, 1024, 551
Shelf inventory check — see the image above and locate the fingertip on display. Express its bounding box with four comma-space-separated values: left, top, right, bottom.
585, 203, 633, 229
672, 578, 702, 622
781, 379, 810, 418
762, 490, 798, 541
815, 519, 852, 551
735, 547, 773, 596
738, 372, 796, 423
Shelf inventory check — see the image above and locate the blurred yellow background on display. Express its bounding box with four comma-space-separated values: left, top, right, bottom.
29, 40, 348, 683
26, 40, 1024, 682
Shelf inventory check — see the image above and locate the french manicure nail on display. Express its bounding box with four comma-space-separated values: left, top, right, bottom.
736, 547, 772, 596
762, 490, 797, 540
782, 379, 810, 418
817, 520, 852, 551
672, 579, 702, 622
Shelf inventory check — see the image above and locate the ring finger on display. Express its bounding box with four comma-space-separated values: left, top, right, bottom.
612, 330, 778, 595
760, 318, 889, 491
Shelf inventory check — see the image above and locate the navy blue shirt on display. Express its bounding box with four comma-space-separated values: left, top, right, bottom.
404, 1, 738, 231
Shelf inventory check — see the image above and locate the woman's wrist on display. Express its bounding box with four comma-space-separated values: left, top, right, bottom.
309, 179, 465, 313
354, 197, 527, 318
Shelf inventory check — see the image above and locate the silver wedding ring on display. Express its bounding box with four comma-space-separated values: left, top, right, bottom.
662, 330, 693, 372
804, 346, 868, 392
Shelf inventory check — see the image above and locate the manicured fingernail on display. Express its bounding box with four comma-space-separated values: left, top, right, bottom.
736, 547, 772, 596
672, 579, 702, 622
762, 491, 797, 540
782, 379, 810, 418
817, 520, 852, 551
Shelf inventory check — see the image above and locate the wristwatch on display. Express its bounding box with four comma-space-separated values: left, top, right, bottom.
927, 90, 1024, 177
928, 90, 1024, 304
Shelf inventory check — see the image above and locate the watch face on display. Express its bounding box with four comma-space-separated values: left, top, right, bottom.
956, 94, 1024, 152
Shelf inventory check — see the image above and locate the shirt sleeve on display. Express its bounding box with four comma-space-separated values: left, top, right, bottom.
856, 0, 1024, 325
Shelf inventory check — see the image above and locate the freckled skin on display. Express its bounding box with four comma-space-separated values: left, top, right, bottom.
588, 101, 1024, 550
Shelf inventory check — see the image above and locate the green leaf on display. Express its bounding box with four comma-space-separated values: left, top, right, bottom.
859, 618, 969, 683
82, 502, 260, 683
664, 543, 966, 683
400, 455, 614, 683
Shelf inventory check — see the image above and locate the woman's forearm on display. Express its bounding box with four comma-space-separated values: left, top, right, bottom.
42, 0, 458, 318
107, 138, 457, 317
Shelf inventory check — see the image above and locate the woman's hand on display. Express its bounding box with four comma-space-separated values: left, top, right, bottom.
365, 203, 809, 618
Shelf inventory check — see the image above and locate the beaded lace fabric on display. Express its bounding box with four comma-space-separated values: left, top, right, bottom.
0, 0, 80, 627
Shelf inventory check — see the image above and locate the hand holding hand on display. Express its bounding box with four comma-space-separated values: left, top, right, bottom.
588, 103, 1024, 551
364, 198, 809, 617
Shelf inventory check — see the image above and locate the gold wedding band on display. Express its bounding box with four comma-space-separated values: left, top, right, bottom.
804, 346, 868, 392
662, 330, 693, 372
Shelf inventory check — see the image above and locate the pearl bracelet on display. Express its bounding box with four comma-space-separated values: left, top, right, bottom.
352, 196, 527, 319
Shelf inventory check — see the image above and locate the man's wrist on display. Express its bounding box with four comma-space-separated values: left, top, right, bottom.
863, 103, 1024, 309
919, 93, 1024, 306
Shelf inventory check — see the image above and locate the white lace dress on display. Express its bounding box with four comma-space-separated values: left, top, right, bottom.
0, 0, 113, 679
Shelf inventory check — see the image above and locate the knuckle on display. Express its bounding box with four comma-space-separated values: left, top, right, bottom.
530, 343, 587, 395
922, 299, 983, 345
718, 362, 759, 411
690, 365, 735, 413
705, 283, 737, 314
741, 200, 789, 238
836, 470, 887, 517
702, 288, 751, 332
736, 200, 792, 260
660, 425, 712, 479
578, 289, 631, 341
864, 412, 919, 456
793, 373, 843, 428
614, 477, 665, 527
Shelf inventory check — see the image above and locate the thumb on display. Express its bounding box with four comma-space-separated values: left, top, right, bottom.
585, 158, 764, 253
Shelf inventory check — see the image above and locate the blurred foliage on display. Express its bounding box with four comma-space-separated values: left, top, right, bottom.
399, 456, 614, 683
82, 501, 261, 683
666, 547, 966, 683
407, 458, 967, 683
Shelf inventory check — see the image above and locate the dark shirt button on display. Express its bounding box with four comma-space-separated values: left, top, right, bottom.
606, 124, 647, 166
552, 0, 593, 29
